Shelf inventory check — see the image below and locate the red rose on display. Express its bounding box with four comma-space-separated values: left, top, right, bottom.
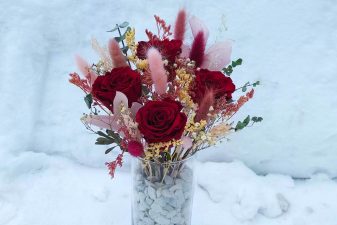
136, 39, 182, 62
92, 67, 141, 111
190, 69, 235, 103
136, 98, 187, 143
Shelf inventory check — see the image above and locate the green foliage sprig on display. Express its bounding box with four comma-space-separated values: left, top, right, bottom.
235, 115, 263, 131
95, 129, 123, 154
236, 81, 260, 92
107, 22, 131, 66
223, 58, 242, 75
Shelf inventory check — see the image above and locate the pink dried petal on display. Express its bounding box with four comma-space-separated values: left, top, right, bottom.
113, 91, 128, 116
130, 102, 143, 118
182, 136, 193, 150
180, 44, 191, 58
82, 115, 119, 131
189, 16, 209, 41
202, 40, 232, 70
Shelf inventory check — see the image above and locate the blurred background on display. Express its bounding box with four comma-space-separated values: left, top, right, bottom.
1, 0, 337, 178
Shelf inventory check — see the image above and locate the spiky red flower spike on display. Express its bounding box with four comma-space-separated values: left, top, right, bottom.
189, 31, 206, 67
105, 153, 123, 179
174, 9, 187, 41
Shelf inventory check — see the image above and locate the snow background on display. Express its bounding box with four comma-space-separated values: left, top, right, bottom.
1, 0, 337, 224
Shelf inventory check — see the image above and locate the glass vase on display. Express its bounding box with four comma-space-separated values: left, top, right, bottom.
131, 156, 195, 225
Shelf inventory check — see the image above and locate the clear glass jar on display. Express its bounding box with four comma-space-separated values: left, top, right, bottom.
131, 156, 195, 225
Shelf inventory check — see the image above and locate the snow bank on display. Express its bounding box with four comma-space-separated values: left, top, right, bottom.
1, 154, 336, 225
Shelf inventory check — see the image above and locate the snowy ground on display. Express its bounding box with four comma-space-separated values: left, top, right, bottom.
1, 153, 337, 225
1, 0, 337, 224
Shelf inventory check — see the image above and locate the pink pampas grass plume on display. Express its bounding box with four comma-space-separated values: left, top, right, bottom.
147, 48, 167, 95
174, 8, 187, 41
75, 55, 97, 87
108, 39, 128, 68
189, 31, 206, 67
195, 89, 214, 122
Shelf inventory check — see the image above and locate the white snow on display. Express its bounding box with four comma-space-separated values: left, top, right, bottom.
1, 0, 337, 224
1, 154, 337, 225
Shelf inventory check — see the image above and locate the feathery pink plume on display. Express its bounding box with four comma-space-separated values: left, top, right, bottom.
174, 9, 187, 41
195, 89, 214, 122
75, 55, 98, 87
108, 39, 128, 68
75, 55, 90, 76
189, 31, 206, 67
189, 16, 209, 41
147, 48, 167, 95
202, 40, 232, 70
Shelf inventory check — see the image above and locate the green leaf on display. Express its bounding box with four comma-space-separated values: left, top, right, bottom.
243, 115, 250, 125
97, 131, 113, 140
242, 86, 247, 92
107, 25, 119, 32
84, 94, 93, 109
257, 117, 263, 122
233, 58, 242, 67
121, 46, 129, 54
142, 85, 150, 96
235, 115, 251, 131
114, 36, 123, 42
105, 129, 122, 144
105, 146, 117, 154
95, 137, 114, 145
119, 21, 129, 28
235, 121, 245, 131
223, 65, 233, 75
253, 81, 260, 87
106, 129, 114, 137
123, 27, 131, 35
161, 151, 171, 161
252, 116, 263, 123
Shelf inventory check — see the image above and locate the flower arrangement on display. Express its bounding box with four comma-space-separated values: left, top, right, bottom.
69, 9, 262, 179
